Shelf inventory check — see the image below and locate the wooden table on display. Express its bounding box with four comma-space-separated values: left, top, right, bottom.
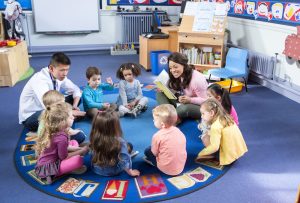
139, 35, 169, 71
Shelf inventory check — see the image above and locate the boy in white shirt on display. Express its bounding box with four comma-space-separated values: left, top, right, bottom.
19, 52, 85, 132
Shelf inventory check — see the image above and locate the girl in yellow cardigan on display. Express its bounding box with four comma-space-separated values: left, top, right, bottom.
196, 98, 247, 165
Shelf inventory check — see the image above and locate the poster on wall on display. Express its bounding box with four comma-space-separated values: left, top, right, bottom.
0, 0, 32, 10
226, 0, 300, 26
108, 0, 180, 5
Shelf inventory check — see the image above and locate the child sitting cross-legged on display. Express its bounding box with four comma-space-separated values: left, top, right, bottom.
144, 104, 187, 176
90, 109, 140, 177
82, 66, 116, 119
38, 90, 86, 146
196, 98, 247, 165
35, 102, 88, 184
116, 63, 148, 117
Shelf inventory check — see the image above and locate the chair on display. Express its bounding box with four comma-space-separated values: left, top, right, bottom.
208, 47, 249, 92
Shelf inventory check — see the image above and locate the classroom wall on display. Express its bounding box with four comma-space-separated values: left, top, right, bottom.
23, 10, 122, 53
227, 17, 300, 93
21, 6, 179, 53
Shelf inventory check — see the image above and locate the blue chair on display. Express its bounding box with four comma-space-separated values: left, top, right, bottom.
208, 47, 249, 92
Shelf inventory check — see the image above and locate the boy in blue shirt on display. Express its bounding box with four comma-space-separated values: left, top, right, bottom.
82, 67, 115, 119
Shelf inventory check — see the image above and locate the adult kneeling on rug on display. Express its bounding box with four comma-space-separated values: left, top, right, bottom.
156, 52, 208, 123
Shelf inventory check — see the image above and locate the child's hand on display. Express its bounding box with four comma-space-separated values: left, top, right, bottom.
106, 77, 113, 85
103, 103, 110, 109
127, 169, 140, 177
73, 110, 86, 117
125, 104, 132, 110
129, 100, 137, 108
178, 96, 191, 104
201, 133, 210, 147
68, 128, 81, 136
72, 106, 80, 111
80, 145, 89, 155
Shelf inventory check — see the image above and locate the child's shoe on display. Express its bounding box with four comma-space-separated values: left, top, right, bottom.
143, 156, 155, 166
118, 111, 125, 117
70, 165, 87, 175
141, 105, 148, 112
130, 150, 139, 158
130, 104, 144, 117
127, 110, 137, 118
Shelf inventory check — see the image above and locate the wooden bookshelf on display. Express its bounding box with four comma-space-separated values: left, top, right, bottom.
178, 7, 227, 71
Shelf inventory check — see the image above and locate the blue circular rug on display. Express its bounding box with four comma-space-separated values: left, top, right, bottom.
14, 89, 230, 203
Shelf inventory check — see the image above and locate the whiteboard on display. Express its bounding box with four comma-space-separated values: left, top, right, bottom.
32, 0, 100, 33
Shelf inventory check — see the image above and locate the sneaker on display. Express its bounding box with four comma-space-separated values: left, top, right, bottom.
141, 105, 148, 113
143, 156, 154, 166
127, 110, 137, 118
130, 150, 139, 158
118, 111, 125, 117
70, 165, 87, 175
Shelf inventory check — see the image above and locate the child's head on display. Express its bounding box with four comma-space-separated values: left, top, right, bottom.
36, 102, 73, 155
152, 104, 177, 129
200, 98, 234, 127
42, 90, 65, 107
116, 63, 141, 82
86, 66, 102, 89
90, 110, 122, 166
207, 83, 232, 114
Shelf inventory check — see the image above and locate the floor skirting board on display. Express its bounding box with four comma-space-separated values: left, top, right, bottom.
28, 44, 113, 54
249, 72, 300, 104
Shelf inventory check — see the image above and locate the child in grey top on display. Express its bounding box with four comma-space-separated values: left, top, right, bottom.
116, 63, 148, 117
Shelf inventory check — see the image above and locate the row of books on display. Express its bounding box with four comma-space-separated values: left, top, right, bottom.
179, 47, 221, 66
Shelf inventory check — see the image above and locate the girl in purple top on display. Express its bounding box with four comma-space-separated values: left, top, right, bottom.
156, 52, 208, 123
207, 83, 239, 126
35, 102, 88, 184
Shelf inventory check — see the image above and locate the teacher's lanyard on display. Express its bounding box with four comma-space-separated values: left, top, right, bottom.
49, 71, 57, 91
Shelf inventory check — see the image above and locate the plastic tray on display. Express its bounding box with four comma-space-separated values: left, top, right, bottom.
215, 79, 244, 93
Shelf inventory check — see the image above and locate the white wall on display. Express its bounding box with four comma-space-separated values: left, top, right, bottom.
22, 6, 179, 53
228, 17, 300, 90
23, 10, 122, 53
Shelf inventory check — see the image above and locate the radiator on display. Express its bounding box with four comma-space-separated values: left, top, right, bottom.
248, 50, 276, 79
121, 14, 167, 44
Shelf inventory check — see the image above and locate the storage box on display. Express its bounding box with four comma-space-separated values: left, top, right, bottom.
215, 79, 244, 93
150, 50, 171, 75
0, 41, 30, 86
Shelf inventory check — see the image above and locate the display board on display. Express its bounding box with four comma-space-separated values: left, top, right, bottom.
0, 0, 31, 10
107, 0, 181, 6
32, 0, 100, 33
217, 0, 300, 26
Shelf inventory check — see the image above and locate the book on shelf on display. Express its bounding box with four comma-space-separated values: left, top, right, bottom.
135, 174, 168, 198
102, 180, 129, 200
154, 70, 177, 100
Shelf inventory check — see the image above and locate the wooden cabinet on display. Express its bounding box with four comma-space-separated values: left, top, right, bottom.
139, 35, 169, 71
159, 26, 179, 53
178, 15, 227, 72
0, 41, 30, 86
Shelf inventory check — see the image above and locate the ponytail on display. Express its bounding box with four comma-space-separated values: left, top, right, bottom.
208, 83, 232, 114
